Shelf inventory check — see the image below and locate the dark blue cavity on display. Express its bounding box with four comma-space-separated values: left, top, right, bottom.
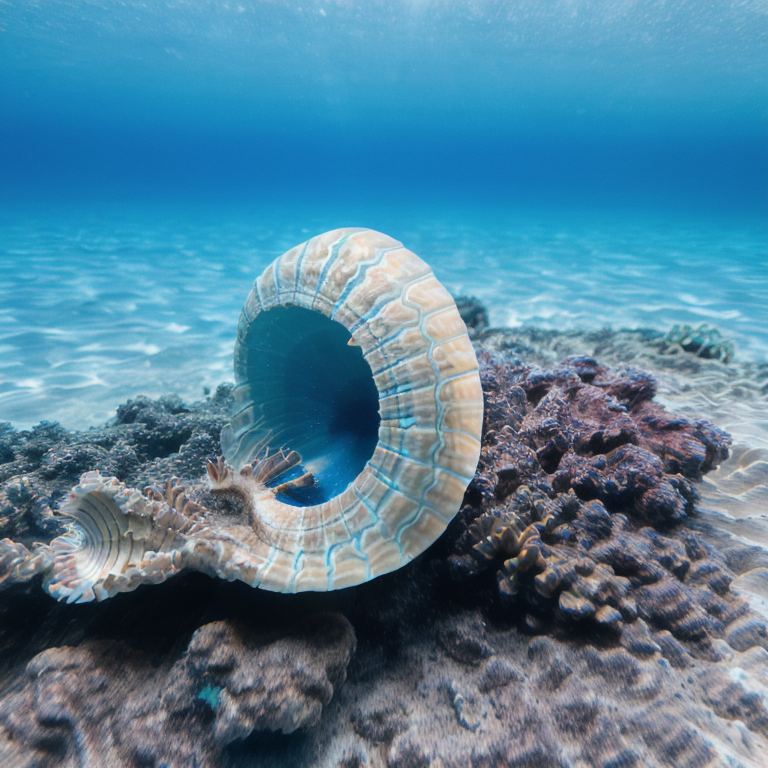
243, 305, 381, 506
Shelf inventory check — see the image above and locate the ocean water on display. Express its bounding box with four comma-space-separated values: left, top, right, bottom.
1, 0, 766, 432
1, 205, 766, 430
3, 5, 768, 766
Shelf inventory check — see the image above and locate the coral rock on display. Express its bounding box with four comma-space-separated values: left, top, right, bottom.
169, 613, 356, 741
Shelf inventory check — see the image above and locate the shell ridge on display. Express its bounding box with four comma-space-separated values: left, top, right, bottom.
405, 484, 459, 531
434, 374, 482, 479
254, 544, 282, 589
416, 302, 447, 439
368, 475, 442, 544
258, 503, 355, 538
291, 548, 304, 583
328, 246, 396, 322
149, 522, 179, 556
363, 286, 458, 380
370, 446, 437, 479
367, 463, 432, 510
359, 321, 421, 358
391, 507, 425, 546
349, 516, 388, 549
326, 541, 369, 592
350, 486, 379, 527
442, 427, 484, 446
312, 231, 355, 304
348, 270, 433, 335
271, 257, 281, 296
265, 289, 335, 310
330, 495, 357, 546
352, 536, 372, 582
377, 381, 433, 399
325, 542, 339, 589
292, 241, 310, 295
374, 441, 470, 484
434, 367, 482, 396
367, 345, 427, 377
348, 488, 401, 555
354, 473, 425, 543
258, 500, 310, 539
73, 495, 116, 584
426, 327, 480, 348
406, 297, 455, 521
120, 530, 140, 580
254, 273, 266, 309
93, 495, 134, 578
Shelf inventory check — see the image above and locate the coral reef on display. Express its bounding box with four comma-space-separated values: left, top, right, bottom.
0, 607, 355, 768
447, 350, 739, 652
658, 322, 735, 363
1, 324, 767, 767
0, 388, 233, 516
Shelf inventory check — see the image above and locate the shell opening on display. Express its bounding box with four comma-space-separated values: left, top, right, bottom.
225, 305, 381, 506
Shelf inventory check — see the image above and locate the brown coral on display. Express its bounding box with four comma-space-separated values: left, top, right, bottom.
449, 349, 740, 649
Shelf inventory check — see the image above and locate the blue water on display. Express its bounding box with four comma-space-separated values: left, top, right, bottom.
0, 1, 766, 430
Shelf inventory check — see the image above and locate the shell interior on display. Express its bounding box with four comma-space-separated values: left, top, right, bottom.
223, 305, 381, 505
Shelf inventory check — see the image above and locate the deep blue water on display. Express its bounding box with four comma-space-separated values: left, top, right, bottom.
0, 1, 766, 429
2, 1, 766, 213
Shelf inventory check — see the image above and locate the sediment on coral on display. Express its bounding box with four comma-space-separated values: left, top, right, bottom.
1, 327, 767, 768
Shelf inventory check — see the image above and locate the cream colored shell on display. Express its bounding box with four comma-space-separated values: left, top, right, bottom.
223, 227, 484, 591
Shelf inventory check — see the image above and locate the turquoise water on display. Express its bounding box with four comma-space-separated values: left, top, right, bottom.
0, 1, 766, 430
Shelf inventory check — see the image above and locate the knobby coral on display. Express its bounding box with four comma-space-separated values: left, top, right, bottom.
446, 349, 752, 659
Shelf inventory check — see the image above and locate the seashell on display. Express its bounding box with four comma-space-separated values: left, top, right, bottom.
44, 472, 207, 603
43, 228, 484, 600
221, 227, 484, 591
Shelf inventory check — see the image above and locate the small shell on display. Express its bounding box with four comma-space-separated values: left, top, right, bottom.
42, 228, 484, 601
222, 228, 484, 591
45, 472, 204, 603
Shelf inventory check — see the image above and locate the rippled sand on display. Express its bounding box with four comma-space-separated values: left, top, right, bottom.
1, 208, 765, 430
